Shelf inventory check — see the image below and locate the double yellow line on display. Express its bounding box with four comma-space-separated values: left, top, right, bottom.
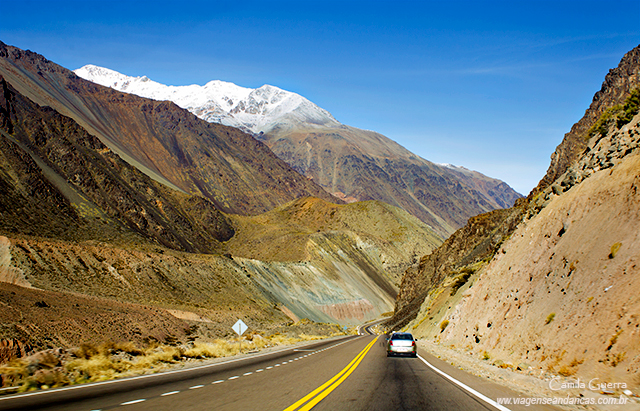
283, 336, 379, 411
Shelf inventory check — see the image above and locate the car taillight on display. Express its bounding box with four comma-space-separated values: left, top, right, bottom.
412, 341, 416, 347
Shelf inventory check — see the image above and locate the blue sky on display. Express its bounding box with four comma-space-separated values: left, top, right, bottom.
2, 0, 639, 195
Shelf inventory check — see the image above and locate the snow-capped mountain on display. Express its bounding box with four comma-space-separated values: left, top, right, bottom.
74, 65, 340, 134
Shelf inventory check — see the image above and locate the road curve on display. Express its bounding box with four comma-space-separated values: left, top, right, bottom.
0, 332, 558, 411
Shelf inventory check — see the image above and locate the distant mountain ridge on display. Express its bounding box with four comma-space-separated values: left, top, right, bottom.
75, 65, 522, 236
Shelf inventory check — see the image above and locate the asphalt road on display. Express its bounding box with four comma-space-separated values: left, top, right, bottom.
0, 331, 558, 411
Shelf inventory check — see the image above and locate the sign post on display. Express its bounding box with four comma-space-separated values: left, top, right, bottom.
232, 319, 248, 353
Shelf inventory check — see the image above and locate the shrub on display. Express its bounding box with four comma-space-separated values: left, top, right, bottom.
607, 329, 623, 350
73, 343, 99, 359
450, 270, 474, 296
616, 87, 640, 128
570, 358, 584, 367
609, 242, 622, 259
586, 105, 622, 140
439, 320, 449, 332
585, 87, 640, 141
545, 313, 556, 325
558, 364, 576, 377
610, 352, 626, 367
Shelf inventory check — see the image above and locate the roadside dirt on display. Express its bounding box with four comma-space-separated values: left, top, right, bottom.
419, 341, 640, 411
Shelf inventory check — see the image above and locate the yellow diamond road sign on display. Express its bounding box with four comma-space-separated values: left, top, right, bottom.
232, 319, 248, 336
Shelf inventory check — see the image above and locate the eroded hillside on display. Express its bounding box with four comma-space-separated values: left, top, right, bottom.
0, 42, 338, 216
225, 197, 442, 323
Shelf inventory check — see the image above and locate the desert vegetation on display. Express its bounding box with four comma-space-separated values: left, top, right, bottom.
586, 87, 640, 140
0, 331, 343, 394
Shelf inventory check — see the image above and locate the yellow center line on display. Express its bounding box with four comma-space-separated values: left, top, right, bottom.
283, 336, 379, 411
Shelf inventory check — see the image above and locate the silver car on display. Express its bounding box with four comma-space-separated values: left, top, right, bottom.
386, 332, 417, 357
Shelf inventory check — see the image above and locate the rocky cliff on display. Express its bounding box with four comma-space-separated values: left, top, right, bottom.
389, 45, 640, 389
533, 45, 640, 196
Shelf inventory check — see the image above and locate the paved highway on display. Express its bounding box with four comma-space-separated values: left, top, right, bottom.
0, 328, 557, 411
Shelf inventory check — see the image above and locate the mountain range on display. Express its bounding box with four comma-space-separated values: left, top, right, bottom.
75, 65, 521, 237
0, 41, 442, 351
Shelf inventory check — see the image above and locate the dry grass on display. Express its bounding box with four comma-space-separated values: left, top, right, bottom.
0, 333, 331, 393
557, 364, 576, 377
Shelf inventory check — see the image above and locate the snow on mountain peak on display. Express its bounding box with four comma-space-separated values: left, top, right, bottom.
74, 65, 339, 133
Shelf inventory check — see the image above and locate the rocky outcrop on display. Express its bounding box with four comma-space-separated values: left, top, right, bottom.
530, 111, 640, 213
533, 45, 640, 196
387, 204, 525, 331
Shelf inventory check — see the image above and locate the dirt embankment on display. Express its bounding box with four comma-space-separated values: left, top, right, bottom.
403, 113, 640, 396
0, 282, 191, 352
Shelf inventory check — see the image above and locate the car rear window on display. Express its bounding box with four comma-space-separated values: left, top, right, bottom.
391, 334, 413, 340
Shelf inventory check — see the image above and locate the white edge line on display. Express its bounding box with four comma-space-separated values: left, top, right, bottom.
417, 355, 512, 411
121, 398, 146, 405
0, 335, 359, 402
